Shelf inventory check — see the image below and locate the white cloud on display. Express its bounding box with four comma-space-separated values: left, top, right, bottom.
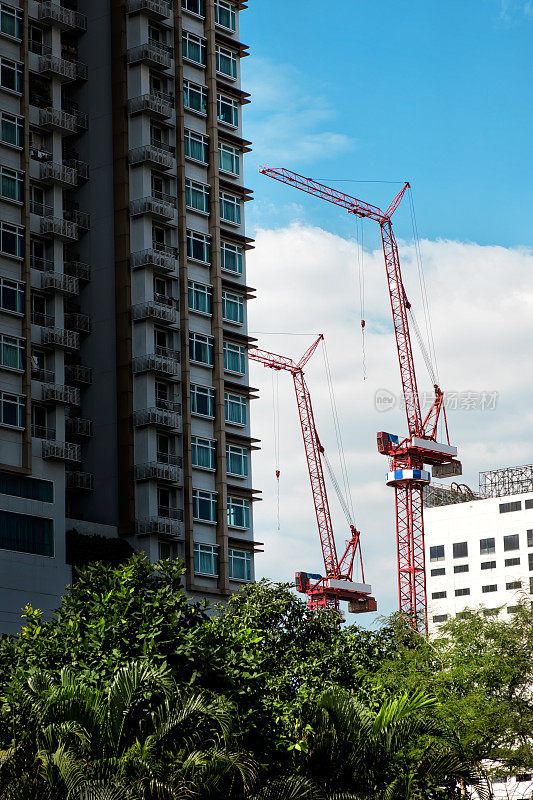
247, 224, 533, 623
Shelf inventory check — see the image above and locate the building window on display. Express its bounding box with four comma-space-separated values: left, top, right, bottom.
430, 567, 445, 576
182, 31, 206, 66
0, 510, 53, 556
483, 608, 499, 616
225, 392, 246, 425
0, 391, 24, 428
215, 0, 236, 30
0, 277, 24, 314
187, 229, 210, 264
158, 541, 174, 560
182, 0, 205, 15
507, 606, 520, 614
218, 141, 240, 175
220, 191, 241, 225
227, 496, 249, 528
188, 280, 212, 315
481, 560, 496, 570
183, 79, 207, 115
453, 541, 468, 559
0, 4, 23, 39
429, 544, 444, 562
216, 45, 237, 79
222, 291, 244, 324
527, 529, 533, 547
0, 57, 22, 93
454, 564, 469, 574
504, 534, 520, 551
185, 178, 209, 214
506, 580, 521, 590
191, 435, 216, 470
192, 488, 216, 522
0, 333, 24, 371
223, 341, 245, 374
482, 584, 497, 593
505, 557, 520, 567
480, 537, 495, 555
0, 473, 53, 503
184, 129, 208, 164
191, 384, 214, 418
431, 591, 447, 599
189, 331, 213, 366
194, 542, 218, 575
432, 614, 448, 623
226, 444, 248, 477
221, 240, 243, 274
0, 110, 22, 148
229, 548, 252, 581
530, 576, 533, 594
529, 552, 533, 571
525, 499, 533, 510
217, 93, 239, 127
455, 588, 470, 597
500, 501, 521, 513
0, 221, 23, 258
0, 165, 23, 203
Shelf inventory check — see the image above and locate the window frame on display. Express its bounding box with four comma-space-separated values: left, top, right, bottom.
226, 443, 248, 477
182, 0, 205, 17
184, 128, 209, 165
218, 141, 240, 176
453, 541, 468, 559
188, 279, 213, 316
189, 331, 214, 366
0, 110, 23, 149
219, 190, 241, 225
228, 548, 252, 581
0, 332, 24, 372
0, 164, 23, 203
480, 537, 495, 555
0, 55, 22, 94
183, 78, 208, 115
455, 587, 470, 597
194, 542, 218, 575
186, 229, 210, 264
192, 488, 217, 523
224, 391, 246, 426
191, 435, 216, 471
182, 30, 206, 67
503, 533, 520, 552
0, 220, 23, 259
0, 4, 23, 41
429, 544, 444, 563
223, 340, 246, 374
214, 0, 236, 31
220, 240, 243, 274
217, 93, 239, 127
0, 390, 25, 429
190, 383, 215, 418
227, 495, 250, 529
222, 290, 244, 324
215, 44, 237, 79
185, 177, 209, 214
0, 276, 24, 315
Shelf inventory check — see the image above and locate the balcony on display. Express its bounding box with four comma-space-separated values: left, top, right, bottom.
64, 208, 90, 231
39, 214, 79, 242
64, 260, 91, 281
134, 457, 183, 484
42, 383, 81, 405
126, 0, 172, 20
31, 311, 55, 328
38, 1, 88, 31
127, 41, 173, 70
30, 255, 54, 272
135, 517, 184, 539
40, 161, 78, 187
65, 364, 92, 385
66, 470, 94, 491
64, 312, 91, 334
133, 406, 181, 430
37, 106, 78, 133
62, 99, 88, 131
41, 327, 80, 351
128, 91, 174, 120
39, 53, 78, 83
128, 144, 174, 170
132, 299, 178, 324
132, 348, 181, 378
65, 416, 93, 438
130, 194, 175, 221
130, 246, 177, 273
31, 366, 55, 383
42, 440, 81, 463
31, 425, 56, 441
64, 158, 89, 181
41, 271, 80, 295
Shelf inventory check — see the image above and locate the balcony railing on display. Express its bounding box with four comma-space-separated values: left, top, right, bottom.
66, 470, 94, 491
65, 416, 93, 437
134, 460, 183, 484
31, 425, 56, 441
42, 440, 81, 462
64, 158, 89, 180
127, 41, 173, 70
65, 364, 92, 385
41, 327, 80, 350
126, 0, 172, 19
40, 216, 79, 241
39, 53, 78, 82
132, 350, 181, 378
64, 260, 91, 281
31, 367, 55, 383
128, 144, 175, 170
62, 99, 88, 130
133, 406, 181, 430
40, 161, 78, 187
41, 271, 80, 295
31, 311, 55, 328
129, 195, 175, 220
130, 247, 177, 273
38, 106, 78, 133
158, 505, 184, 520
38, 1, 88, 31
132, 300, 178, 324
64, 208, 90, 230
135, 517, 184, 539
42, 383, 81, 405
128, 91, 174, 119
64, 312, 91, 333
30, 255, 54, 272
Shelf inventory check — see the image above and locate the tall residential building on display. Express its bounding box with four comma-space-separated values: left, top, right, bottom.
424, 464, 533, 633
0, 0, 258, 634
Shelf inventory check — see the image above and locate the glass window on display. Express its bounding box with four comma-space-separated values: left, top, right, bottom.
0, 4, 23, 39
500, 501, 521, 513
0, 221, 23, 258
188, 280, 212, 314
227, 496, 249, 528
0, 57, 22, 93
504, 534, 520, 551
454, 564, 469, 574
218, 141, 240, 175
192, 489, 216, 522
481, 560, 496, 570
0, 334, 24, 371
185, 178, 209, 213
0, 165, 23, 202
0, 111, 23, 147
528, 529, 533, 547
453, 541, 468, 559
226, 444, 248, 477
194, 542, 218, 575
217, 93, 239, 127
219, 191, 241, 224
191, 435, 216, 470
480, 537, 495, 555
0, 277, 24, 314
507, 605, 520, 614
222, 291, 244, 324
229, 548, 252, 581
455, 587, 470, 597
431, 591, 446, 599
0, 391, 25, 428
530, 575, 533, 593
505, 557, 520, 567
191, 384, 214, 417
216, 45, 237, 78
223, 341, 245, 374
429, 544, 444, 562
221, 240, 243, 274
225, 392, 246, 425
215, 0, 236, 30
182, 31, 206, 66
184, 129, 209, 164
525, 499, 533, 510
183, 79, 207, 114
482, 584, 497, 593
506, 580, 521, 590
158, 541, 173, 560
186, 229, 210, 263
430, 567, 445, 576
529, 552, 533, 571
189, 331, 213, 365
0, 473, 53, 503
0, 510, 53, 556
432, 614, 448, 623
182, 0, 205, 14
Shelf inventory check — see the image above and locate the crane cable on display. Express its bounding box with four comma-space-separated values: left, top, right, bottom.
271, 370, 281, 531
322, 450, 354, 527
356, 217, 367, 380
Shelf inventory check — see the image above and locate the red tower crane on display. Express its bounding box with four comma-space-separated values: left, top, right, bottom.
258, 168, 461, 636
249, 335, 377, 616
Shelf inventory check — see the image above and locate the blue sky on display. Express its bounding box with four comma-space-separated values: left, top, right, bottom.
241, 0, 533, 248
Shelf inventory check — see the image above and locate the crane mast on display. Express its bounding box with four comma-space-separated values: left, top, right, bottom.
258, 167, 461, 636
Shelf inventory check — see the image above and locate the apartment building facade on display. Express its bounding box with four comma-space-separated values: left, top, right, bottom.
424, 465, 533, 632
0, 0, 258, 634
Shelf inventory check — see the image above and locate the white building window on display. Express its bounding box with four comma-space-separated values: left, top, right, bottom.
187, 229, 210, 263
0, 222, 23, 258
191, 435, 216, 470
229, 549, 252, 581
430, 545, 444, 562
223, 341, 245, 374
220, 240, 243, 274
182, 31, 206, 66
222, 290, 244, 324
182, 0, 205, 16
188, 280, 212, 315
225, 392, 246, 425
480, 537, 495, 555
214, 0, 236, 31
0, 4, 23, 40
193, 489, 216, 522
183, 79, 207, 115
0, 334, 24, 371
227, 496, 250, 529
191, 384, 215, 417
226, 444, 248, 477
184, 129, 209, 164
218, 141, 240, 176
219, 191, 241, 225
0, 166, 23, 203
0, 391, 24, 428
185, 179, 209, 214
217, 93, 239, 127
194, 542, 218, 575
189, 331, 213, 365
216, 45, 237, 79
